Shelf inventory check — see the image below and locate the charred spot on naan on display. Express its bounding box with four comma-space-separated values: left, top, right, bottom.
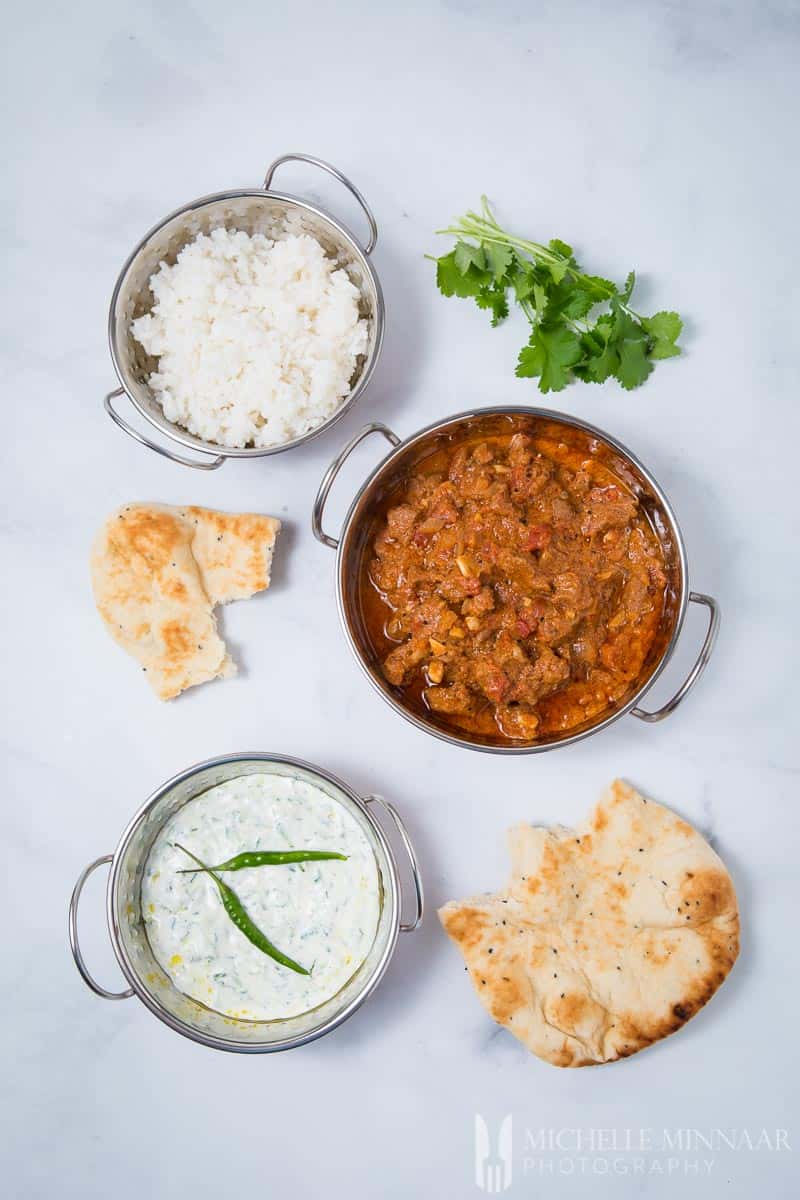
112, 505, 186, 567
546, 991, 608, 1048
679, 866, 737, 924
161, 578, 188, 602
591, 805, 608, 832
160, 619, 196, 662
486, 971, 525, 1025
439, 905, 491, 951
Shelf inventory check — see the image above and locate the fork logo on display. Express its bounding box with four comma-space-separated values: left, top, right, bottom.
474, 1114, 513, 1193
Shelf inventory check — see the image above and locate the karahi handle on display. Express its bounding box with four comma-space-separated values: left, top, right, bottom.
632, 593, 720, 723
104, 389, 225, 471
69, 855, 134, 1001
263, 153, 378, 255
364, 794, 424, 933
312, 422, 400, 550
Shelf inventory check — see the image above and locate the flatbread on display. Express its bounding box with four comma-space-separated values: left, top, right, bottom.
91, 503, 280, 700
439, 780, 739, 1067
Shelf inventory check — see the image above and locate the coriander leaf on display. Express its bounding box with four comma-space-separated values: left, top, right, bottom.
549, 238, 573, 258
593, 314, 615, 340
454, 240, 486, 274
650, 340, 681, 360
484, 241, 514, 282
532, 282, 549, 314
575, 317, 618, 382
615, 339, 652, 389
575, 335, 619, 384
511, 262, 537, 301
561, 282, 597, 319
476, 284, 509, 326
610, 301, 647, 345
544, 280, 596, 322
582, 275, 617, 302
642, 310, 683, 358
548, 259, 569, 285
515, 346, 541, 379
620, 270, 636, 303
436, 251, 467, 296
436, 251, 489, 298
516, 325, 583, 393
642, 310, 682, 342
607, 301, 653, 390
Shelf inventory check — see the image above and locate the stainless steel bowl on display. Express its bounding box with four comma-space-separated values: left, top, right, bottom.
104, 153, 385, 470
313, 407, 720, 754
69, 753, 422, 1053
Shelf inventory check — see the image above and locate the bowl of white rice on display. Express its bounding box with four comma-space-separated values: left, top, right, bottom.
105, 153, 384, 470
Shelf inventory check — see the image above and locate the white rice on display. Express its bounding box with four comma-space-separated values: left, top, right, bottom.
131, 227, 369, 449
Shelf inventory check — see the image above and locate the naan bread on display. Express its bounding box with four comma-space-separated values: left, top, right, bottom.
439, 781, 739, 1067
91, 503, 280, 700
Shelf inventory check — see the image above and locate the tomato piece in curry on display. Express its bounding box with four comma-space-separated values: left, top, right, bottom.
363, 429, 668, 743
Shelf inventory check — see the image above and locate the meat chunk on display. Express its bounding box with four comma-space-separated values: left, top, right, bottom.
496, 705, 540, 739
425, 682, 476, 716
472, 442, 495, 466
510, 458, 553, 501
534, 644, 571, 688
508, 433, 533, 466
523, 524, 552, 552
384, 638, 427, 685
447, 445, 470, 483
385, 504, 417, 543
462, 586, 495, 616
580, 485, 637, 536
483, 670, 515, 706
409, 598, 458, 639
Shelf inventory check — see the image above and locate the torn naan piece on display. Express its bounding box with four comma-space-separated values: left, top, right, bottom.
439, 781, 739, 1068
91, 503, 280, 700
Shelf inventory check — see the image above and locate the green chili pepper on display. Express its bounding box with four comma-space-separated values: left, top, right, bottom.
174, 844, 310, 976
176, 849, 347, 874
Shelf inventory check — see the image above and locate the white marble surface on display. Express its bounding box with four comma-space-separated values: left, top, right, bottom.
4, 1, 799, 1196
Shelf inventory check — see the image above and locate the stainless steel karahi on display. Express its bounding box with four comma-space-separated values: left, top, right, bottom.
104, 153, 385, 470
313, 406, 720, 754
69, 753, 422, 1053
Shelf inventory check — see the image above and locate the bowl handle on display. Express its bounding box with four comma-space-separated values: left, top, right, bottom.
263, 153, 379, 255
69, 855, 134, 1000
312, 422, 401, 549
631, 593, 720, 723
104, 388, 226, 471
364, 795, 424, 933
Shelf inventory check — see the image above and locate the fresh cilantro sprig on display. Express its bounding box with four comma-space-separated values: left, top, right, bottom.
430, 197, 683, 393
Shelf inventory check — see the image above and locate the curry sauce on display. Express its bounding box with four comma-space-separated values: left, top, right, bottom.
362, 427, 668, 743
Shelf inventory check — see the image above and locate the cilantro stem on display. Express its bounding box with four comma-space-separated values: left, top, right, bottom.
439, 219, 615, 299
437, 198, 638, 311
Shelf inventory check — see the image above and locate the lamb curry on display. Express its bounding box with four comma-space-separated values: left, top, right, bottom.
362, 423, 669, 743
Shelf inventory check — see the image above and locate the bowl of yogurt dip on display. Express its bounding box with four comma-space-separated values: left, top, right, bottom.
69, 753, 423, 1052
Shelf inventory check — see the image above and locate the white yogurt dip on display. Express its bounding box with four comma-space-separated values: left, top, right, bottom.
142, 772, 380, 1020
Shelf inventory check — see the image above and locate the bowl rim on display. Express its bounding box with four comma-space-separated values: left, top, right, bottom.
106, 752, 402, 1053
107, 187, 385, 459
334, 405, 690, 755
